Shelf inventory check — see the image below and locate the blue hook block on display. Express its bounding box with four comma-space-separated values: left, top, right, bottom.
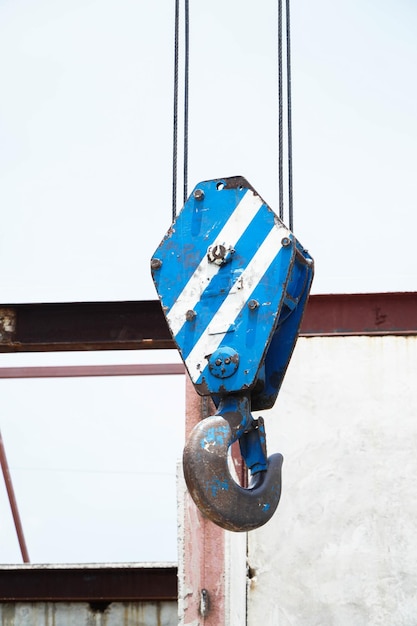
151, 176, 313, 405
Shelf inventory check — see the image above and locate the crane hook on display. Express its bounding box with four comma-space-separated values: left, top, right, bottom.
183, 395, 283, 532
151, 176, 313, 531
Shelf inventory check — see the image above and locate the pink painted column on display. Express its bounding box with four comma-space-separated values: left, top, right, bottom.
179, 376, 226, 625
178, 376, 247, 625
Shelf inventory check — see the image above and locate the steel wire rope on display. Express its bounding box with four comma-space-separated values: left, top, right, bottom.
286, 0, 294, 231
183, 0, 190, 204
278, 0, 284, 221
172, 0, 190, 215
278, 0, 294, 231
171, 0, 180, 221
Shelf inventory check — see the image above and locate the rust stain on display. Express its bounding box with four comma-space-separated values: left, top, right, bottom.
374, 306, 388, 326
0, 308, 16, 343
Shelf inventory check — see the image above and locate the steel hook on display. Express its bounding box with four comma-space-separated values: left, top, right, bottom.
183, 395, 283, 532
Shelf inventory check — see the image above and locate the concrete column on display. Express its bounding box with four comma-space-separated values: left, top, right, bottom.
247, 336, 417, 625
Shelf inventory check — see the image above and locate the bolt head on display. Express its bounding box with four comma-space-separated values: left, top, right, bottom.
281, 237, 291, 247
193, 188, 205, 201
207, 244, 226, 264
151, 258, 162, 270
186, 309, 197, 322
248, 299, 259, 310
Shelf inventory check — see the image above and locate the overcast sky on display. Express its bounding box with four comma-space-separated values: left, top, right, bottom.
0, 0, 416, 564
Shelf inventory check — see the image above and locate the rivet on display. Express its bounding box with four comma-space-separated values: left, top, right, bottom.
151, 258, 162, 270
215, 358, 222, 366
193, 188, 204, 201
248, 299, 259, 310
281, 237, 291, 247
186, 309, 197, 322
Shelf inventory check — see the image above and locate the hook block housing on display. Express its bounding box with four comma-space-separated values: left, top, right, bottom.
151, 176, 313, 409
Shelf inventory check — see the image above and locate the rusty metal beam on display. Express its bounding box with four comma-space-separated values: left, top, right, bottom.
301, 292, 417, 336
0, 301, 172, 353
0, 564, 177, 602
0, 293, 415, 354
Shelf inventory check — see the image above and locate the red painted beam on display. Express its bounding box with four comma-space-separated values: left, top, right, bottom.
301, 292, 417, 336
0, 565, 177, 601
0, 293, 415, 355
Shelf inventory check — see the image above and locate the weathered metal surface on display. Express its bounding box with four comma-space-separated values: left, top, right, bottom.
301, 291, 417, 336
0, 565, 177, 601
182, 394, 282, 532
183, 416, 283, 532
0, 601, 177, 626
0, 301, 171, 353
151, 176, 313, 532
151, 176, 313, 399
0, 308, 16, 343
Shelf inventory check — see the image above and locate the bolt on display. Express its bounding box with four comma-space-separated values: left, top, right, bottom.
281, 237, 291, 247
193, 188, 204, 201
224, 357, 231, 365
200, 589, 210, 618
248, 299, 259, 310
207, 244, 226, 263
151, 258, 162, 270
215, 358, 222, 366
186, 309, 196, 322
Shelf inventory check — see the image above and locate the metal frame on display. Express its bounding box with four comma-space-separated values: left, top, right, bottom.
0, 564, 177, 602
0, 292, 415, 600
1, 293, 415, 356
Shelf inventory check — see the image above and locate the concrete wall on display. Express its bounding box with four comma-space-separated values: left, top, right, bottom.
247, 335, 417, 625
0, 601, 177, 626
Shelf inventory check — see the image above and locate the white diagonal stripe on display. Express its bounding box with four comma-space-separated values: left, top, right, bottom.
167, 190, 263, 336
185, 223, 289, 382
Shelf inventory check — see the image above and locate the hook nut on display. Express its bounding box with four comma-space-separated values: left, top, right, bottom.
248, 299, 259, 310
208, 347, 239, 379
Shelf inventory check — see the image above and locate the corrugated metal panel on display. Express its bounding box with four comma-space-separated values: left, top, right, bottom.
0, 601, 177, 626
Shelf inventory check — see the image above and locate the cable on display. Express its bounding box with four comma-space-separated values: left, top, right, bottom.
286, 0, 294, 231
278, 0, 294, 231
183, 0, 190, 204
278, 0, 284, 221
171, 0, 180, 222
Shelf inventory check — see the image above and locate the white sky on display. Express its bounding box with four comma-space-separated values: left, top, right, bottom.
0, 0, 416, 563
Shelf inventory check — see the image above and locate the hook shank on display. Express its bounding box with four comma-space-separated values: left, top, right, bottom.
183, 413, 283, 532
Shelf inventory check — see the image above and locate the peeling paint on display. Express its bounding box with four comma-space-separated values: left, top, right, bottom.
0, 308, 16, 342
